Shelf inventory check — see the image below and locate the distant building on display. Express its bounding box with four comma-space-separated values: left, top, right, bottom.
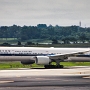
79, 21, 81, 27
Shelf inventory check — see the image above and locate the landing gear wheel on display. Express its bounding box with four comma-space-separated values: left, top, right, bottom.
56, 65, 64, 68
44, 65, 55, 69
44, 65, 64, 69
59, 65, 64, 68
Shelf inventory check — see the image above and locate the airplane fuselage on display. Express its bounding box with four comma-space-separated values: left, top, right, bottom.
0, 47, 90, 66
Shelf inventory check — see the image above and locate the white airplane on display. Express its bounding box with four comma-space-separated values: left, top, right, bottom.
0, 47, 90, 68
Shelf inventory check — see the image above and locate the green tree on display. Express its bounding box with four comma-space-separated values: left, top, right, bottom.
79, 33, 87, 43
17, 41, 21, 45
52, 39, 58, 44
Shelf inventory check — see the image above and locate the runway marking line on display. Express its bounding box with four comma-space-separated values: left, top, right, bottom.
83, 76, 90, 79
16, 75, 21, 77
0, 81, 14, 84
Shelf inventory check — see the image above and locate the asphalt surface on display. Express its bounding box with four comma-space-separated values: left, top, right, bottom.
0, 66, 90, 90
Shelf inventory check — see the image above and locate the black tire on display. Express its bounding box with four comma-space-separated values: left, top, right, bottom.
60, 65, 64, 68
44, 65, 64, 69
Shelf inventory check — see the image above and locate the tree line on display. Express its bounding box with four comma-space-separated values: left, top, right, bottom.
0, 24, 90, 44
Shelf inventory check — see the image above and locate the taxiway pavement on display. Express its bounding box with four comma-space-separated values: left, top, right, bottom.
0, 66, 90, 90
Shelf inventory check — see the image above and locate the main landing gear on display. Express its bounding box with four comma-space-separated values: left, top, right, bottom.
44, 61, 64, 69
44, 65, 64, 69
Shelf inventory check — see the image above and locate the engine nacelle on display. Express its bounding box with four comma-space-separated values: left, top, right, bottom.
21, 60, 35, 65
36, 56, 51, 65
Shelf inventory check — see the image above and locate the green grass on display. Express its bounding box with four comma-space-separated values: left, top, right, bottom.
0, 62, 90, 69
0, 38, 17, 40
0, 62, 43, 69
60, 62, 90, 66
0, 38, 18, 44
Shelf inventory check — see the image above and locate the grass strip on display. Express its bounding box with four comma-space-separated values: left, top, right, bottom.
0, 62, 90, 69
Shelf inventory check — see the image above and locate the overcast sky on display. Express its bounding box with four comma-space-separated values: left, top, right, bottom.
0, 0, 90, 27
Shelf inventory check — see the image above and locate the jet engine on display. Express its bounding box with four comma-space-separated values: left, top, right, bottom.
35, 56, 51, 65
21, 60, 35, 65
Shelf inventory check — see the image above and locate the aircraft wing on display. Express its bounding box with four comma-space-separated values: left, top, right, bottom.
48, 50, 90, 60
